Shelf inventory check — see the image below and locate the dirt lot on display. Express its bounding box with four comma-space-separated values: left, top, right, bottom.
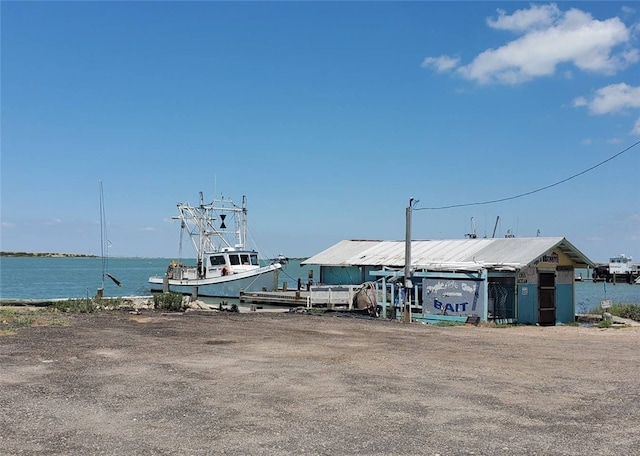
1, 309, 639, 455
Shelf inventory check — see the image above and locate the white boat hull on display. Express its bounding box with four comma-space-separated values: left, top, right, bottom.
149, 264, 281, 298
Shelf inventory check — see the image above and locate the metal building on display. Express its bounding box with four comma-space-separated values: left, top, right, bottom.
303, 237, 594, 325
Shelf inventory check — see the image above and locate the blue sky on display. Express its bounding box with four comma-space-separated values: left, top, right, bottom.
1, 1, 639, 263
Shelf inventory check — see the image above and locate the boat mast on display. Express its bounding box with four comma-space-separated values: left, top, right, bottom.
240, 195, 247, 250
97, 181, 121, 290
198, 191, 206, 263
99, 181, 106, 290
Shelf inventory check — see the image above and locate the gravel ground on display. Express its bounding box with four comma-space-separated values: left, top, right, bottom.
1, 309, 639, 455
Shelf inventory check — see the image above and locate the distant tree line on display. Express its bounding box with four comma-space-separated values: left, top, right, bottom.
0, 251, 97, 258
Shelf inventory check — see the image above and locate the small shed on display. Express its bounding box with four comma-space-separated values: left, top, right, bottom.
302, 237, 594, 325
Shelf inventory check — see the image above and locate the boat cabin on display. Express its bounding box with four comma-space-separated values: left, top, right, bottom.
166, 249, 261, 281
206, 249, 260, 278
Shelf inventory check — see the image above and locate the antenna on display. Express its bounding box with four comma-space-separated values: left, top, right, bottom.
492, 216, 500, 238
465, 217, 478, 239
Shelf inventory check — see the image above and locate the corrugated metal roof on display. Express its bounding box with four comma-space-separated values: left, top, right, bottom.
303, 237, 594, 270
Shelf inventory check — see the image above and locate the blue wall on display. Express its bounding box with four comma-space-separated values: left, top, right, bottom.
556, 284, 574, 324
517, 283, 575, 325
320, 266, 362, 285
517, 284, 537, 325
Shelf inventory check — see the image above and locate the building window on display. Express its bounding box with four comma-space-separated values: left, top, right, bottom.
488, 277, 516, 320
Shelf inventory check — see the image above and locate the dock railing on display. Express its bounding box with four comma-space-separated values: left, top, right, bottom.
239, 290, 311, 307
309, 285, 358, 310
240, 284, 369, 310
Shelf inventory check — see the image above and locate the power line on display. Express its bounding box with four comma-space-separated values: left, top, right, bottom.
415, 139, 640, 211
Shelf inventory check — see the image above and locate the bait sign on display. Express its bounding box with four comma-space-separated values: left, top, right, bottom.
422, 278, 485, 316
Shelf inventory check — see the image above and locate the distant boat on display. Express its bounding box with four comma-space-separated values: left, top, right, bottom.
149, 192, 282, 297
608, 254, 633, 275
271, 254, 289, 264
592, 254, 639, 284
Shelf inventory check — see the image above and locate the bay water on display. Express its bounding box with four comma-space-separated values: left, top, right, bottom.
0, 256, 318, 302
1, 257, 638, 311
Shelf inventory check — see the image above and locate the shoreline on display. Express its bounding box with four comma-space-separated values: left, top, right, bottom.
2, 296, 639, 323
0, 251, 97, 258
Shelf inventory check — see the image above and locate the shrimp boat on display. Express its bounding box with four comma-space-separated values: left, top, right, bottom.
148, 192, 282, 297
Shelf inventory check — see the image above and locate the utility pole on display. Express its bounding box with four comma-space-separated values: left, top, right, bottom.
404, 197, 417, 324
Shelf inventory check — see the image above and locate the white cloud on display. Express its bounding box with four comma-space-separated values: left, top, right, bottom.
424, 4, 637, 85
139, 226, 156, 231
606, 137, 622, 144
43, 218, 62, 225
575, 83, 640, 114
573, 84, 640, 134
621, 48, 639, 64
621, 6, 635, 15
487, 4, 560, 32
592, 83, 638, 114
581, 138, 592, 146
572, 96, 588, 107
1, 221, 16, 228
421, 55, 460, 73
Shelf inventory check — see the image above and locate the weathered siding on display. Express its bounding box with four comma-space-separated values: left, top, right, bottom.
556, 284, 574, 324
320, 266, 362, 285
517, 284, 537, 324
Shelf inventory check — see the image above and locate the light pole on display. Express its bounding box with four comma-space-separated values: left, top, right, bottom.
404, 197, 418, 323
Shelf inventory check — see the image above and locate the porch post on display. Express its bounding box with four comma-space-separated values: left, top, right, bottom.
404, 198, 414, 324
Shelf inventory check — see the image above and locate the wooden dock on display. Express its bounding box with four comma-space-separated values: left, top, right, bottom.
239, 290, 311, 307
239, 285, 360, 310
